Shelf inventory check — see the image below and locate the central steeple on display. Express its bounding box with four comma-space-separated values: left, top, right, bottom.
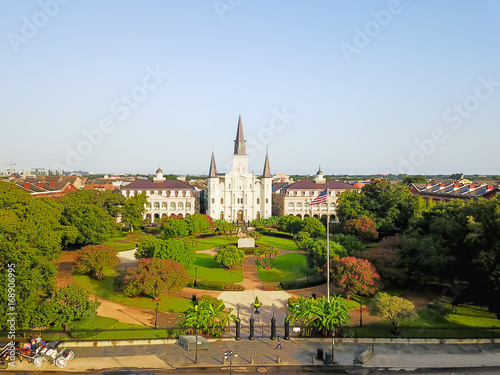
233, 115, 246, 155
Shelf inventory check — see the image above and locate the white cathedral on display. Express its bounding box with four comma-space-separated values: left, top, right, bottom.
207, 115, 273, 222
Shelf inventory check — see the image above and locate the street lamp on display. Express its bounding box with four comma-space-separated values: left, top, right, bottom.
235, 304, 241, 341
194, 266, 197, 287
359, 300, 363, 328
154, 301, 159, 329
224, 349, 238, 375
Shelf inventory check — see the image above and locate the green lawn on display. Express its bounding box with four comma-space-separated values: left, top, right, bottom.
73, 270, 193, 313
194, 236, 237, 251
195, 235, 300, 252
189, 254, 243, 283
256, 253, 311, 282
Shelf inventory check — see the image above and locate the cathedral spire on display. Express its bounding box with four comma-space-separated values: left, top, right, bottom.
233, 114, 246, 155
209, 151, 218, 178
262, 149, 272, 178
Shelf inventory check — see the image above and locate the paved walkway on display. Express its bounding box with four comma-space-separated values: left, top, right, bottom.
6, 339, 500, 371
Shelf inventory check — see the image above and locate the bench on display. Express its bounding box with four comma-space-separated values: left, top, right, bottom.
357, 349, 374, 364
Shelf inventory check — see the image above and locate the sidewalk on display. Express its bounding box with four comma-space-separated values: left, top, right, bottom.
5, 339, 500, 372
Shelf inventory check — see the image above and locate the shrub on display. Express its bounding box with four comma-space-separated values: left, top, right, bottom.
225, 283, 244, 291
193, 280, 227, 291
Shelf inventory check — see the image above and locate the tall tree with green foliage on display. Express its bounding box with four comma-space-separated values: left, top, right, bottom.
163, 218, 189, 238
73, 244, 120, 280
186, 213, 211, 236
136, 236, 196, 270
121, 193, 147, 231
123, 257, 189, 300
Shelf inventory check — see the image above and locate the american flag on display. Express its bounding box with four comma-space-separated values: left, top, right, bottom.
310, 188, 327, 205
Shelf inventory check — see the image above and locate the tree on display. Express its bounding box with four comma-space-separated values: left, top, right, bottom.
332, 233, 365, 255
278, 215, 302, 234
306, 240, 347, 270
179, 295, 235, 337
186, 213, 211, 236
46, 283, 100, 330
249, 230, 262, 242
328, 257, 379, 299
163, 218, 189, 238
254, 246, 280, 268
343, 216, 378, 241
287, 296, 351, 336
121, 193, 147, 230
215, 221, 236, 239
123, 257, 189, 300
299, 217, 326, 237
136, 236, 196, 270
73, 244, 121, 280
401, 175, 427, 185
214, 245, 245, 269
357, 235, 406, 285
370, 292, 416, 335
60, 203, 115, 246
337, 180, 419, 237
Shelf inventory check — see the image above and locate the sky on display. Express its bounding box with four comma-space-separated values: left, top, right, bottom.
1, 0, 499, 176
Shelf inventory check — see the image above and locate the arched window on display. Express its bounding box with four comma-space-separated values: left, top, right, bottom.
220, 211, 224, 220
212, 198, 215, 204
170, 202, 175, 210
154, 202, 160, 210
320, 203, 327, 211
186, 202, 192, 210
178, 202, 184, 210
220, 198, 224, 204
146, 203, 151, 209
330, 202, 336, 210
161, 202, 167, 209
288, 202, 295, 211
296, 202, 302, 210
305, 202, 310, 210
256, 211, 260, 220
266, 198, 269, 203
257, 198, 260, 204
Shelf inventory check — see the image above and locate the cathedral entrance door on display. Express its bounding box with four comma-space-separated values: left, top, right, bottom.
237, 210, 243, 221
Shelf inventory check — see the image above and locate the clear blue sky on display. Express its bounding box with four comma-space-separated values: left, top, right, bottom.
1, 0, 499, 175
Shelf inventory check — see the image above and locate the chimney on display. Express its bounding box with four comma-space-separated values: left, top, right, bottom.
487, 185, 493, 190
426, 183, 432, 188
23, 182, 30, 189
454, 184, 459, 189
50, 182, 56, 188
37, 182, 43, 188
439, 183, 445, 188
470, 184, 475, 189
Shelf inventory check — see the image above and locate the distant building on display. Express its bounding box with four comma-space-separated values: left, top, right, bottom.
273, 167, 356, 221
207, 115, 272, 222
0, 168, 64, 177
121, 168, 196, 222
13, 179, 78, 198
410, 182, 499, 202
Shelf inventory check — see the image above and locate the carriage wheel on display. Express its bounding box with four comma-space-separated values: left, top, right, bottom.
33, 357, 43, 367
55, 357, 67, 368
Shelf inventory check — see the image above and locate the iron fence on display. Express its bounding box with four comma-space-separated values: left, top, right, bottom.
1, 324, 498, 342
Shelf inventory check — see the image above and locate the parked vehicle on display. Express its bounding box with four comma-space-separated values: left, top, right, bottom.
36, 341, 74, 368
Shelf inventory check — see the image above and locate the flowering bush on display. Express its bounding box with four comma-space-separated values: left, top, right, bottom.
327, 256, 380, 299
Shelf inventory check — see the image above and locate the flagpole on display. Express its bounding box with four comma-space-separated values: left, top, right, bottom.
326, 183, 330, 303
